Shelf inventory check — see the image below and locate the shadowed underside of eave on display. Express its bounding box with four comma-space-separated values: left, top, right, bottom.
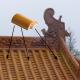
0, 48, 77, 80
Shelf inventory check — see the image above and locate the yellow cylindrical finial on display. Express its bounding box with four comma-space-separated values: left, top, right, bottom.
11, 14, 37, 30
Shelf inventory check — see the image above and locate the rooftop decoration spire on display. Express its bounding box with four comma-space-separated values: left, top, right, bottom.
41, 8, 69, 51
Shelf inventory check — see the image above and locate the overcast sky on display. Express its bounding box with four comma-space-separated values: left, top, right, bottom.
0, 0, 80, 50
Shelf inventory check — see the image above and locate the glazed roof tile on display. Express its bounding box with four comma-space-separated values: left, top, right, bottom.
0, 48, 77, 80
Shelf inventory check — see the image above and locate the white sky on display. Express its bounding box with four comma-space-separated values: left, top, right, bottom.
0, 0, 80, 50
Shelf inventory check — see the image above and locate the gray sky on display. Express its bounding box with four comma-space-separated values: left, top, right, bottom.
0, 0, 80, 50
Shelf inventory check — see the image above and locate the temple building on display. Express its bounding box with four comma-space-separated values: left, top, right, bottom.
0, 8, 80, 80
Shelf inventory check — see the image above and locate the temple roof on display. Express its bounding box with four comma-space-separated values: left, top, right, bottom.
0, 8, 79, 80
0, 44, 78, 80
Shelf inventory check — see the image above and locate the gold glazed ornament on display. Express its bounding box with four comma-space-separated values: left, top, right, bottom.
11, 13, 37, 30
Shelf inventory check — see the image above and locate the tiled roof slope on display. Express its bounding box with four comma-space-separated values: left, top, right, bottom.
0, 48, 78, 80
